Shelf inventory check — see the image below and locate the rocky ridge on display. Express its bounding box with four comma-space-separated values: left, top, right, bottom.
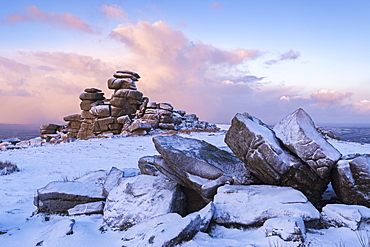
32, 108, 370, 246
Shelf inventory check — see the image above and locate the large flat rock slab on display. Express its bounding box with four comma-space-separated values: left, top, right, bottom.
152, 135, 258, 201
213, 185, 320, 227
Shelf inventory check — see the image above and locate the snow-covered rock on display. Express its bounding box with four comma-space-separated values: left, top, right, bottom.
331, 154, 370, 207
102, 167, 124, 197
121, 213, 201, 247
321, 204, 370, 230
273, 108, 342, 179
225, 112, 327, 203
103, 174, 185, 230
263, 217, 306, 242
152, 135, 258, 201
34, 171, 107, 213
35, 219, 75, 246
67, 201, 105, 216
188, 202, 215, 232
213, 185, 320, 227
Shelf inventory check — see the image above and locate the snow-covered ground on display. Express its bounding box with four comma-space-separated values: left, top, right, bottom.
0, 127, 369, 247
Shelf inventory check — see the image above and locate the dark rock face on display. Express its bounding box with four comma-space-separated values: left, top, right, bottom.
331, 154, 370, 207
152, 135, 258, 202
273, 108, 341, 179
224, 112, 327, 203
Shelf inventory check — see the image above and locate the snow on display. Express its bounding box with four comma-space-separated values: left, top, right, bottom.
0, 128, 369, 246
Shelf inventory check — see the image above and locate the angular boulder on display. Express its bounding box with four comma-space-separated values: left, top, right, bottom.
103, 167, 124, 197
331, 154, 370, 207
225, 112, 327, 203
273, 108, 341, 179
321, 204, 370, 230
213, 185, 320, 228
152, 135, 258, 201
103, 175, 185, 230
121, 213, 201, 247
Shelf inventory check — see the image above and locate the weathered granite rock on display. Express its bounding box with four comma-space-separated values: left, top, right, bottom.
225, 112, 327, 203
121, 213, 201, 247
273, 108, 342, 179
67, 201, 105, 216
321, 204, 370, 230
331, 154, 370, 207
90, 105, 111, 118
40, 124, 63, 135
63, 114, 81, 122
263, 217, 306, 242
103, 175, 185, 230
34, 171, 107, 213
79, 92, 105, 101
34, 181, 105, 213
103, 167, 124, 197
213, 185, 320, 228
116, 70, 140, 79
84, 88, 102, 93
152, 135, 258, 201
129, 120, 152, 132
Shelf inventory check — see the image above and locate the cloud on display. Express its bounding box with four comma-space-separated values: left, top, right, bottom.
310, 89, 352, 107
100, 5, 128, 20
3, 5, 95, 33
265, 49, 301, 65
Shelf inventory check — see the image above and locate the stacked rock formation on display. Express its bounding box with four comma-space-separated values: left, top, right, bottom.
58, 70, 217, 140
78, 88, 106, 139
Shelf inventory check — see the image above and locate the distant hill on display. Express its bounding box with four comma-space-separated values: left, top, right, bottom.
0, 123, 40, 141
321, 126, 370, 144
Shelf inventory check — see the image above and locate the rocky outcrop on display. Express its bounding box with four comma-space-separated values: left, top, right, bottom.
40, 123, 63, 135
152, 135, 258, 202
213, 185, 320, 228
224, 112, 328, 203
34, 170, 107, 213
331, 154, 370, 207
273, 108, 341, 179
103, 174, 185, 230
51, 69, 218, 141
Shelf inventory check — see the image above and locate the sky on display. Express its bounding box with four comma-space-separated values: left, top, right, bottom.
0, 0, 369, 125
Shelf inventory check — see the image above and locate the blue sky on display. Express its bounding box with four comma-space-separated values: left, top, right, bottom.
0, 0, 369, 125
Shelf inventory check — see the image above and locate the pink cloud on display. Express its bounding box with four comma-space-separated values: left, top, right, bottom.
4, 5, 94, 33
100, 5, 128, 19
310, 89, 352, 107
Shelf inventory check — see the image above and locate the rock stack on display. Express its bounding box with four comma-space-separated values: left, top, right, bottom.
63, 114, 82, 138
78, 88, 106, 139
41, 69, 218, 141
